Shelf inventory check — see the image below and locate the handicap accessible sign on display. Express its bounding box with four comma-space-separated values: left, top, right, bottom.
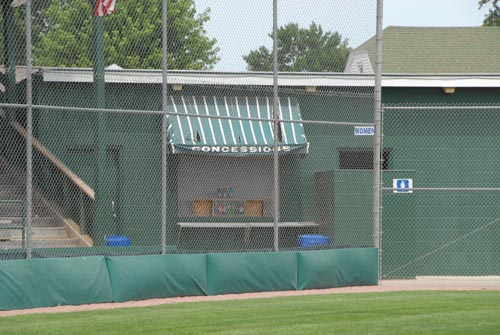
393, 179, 413, 193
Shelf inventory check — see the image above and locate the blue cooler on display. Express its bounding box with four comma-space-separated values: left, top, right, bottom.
106, 235, 131, 247
298, 234, 329, 248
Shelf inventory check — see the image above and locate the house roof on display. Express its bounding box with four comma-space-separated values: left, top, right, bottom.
354, 26, 500, 74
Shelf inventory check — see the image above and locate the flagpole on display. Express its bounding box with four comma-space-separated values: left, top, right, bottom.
161, 0, 168, 255
2, 1, 17, 120
92, 0, 107, 245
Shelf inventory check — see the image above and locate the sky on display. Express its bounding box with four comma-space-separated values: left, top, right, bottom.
193, 0, 491, 71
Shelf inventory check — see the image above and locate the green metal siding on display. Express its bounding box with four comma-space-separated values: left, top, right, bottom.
383, 87, 500, 276
32, 82, 374, 250
34, 82, 163, 246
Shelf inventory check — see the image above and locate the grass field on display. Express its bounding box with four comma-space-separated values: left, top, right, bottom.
1, 291, 500, 335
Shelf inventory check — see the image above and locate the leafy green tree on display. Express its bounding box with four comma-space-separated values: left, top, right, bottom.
243, 22, 350, 72
1, 1, 50, 65
33, 0, 219, 69
0, 7, 26, 65
479, 0, 500, 26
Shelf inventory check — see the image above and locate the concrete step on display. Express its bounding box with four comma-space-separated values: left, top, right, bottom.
0, 185, 25, 198
0, 188, 48, 202
0, 204, 25, 217
0, 238, 85, 250
0, 227, 71, 240
0, 178, 26, 183
0, 216, 63, 227
0, 176, 24, 185
0, 205, 53, 217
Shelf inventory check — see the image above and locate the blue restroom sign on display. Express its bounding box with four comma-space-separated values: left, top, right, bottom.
393, 179, 413, 193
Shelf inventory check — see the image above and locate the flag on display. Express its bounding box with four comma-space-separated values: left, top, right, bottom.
94, 0, 115, 16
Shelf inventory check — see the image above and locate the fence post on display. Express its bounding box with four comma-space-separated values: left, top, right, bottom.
25, 0, 34, 259
93, 4, 107, 245
272, 0, 280, 252
373, 0, 384, 280
161, 0, 168, 255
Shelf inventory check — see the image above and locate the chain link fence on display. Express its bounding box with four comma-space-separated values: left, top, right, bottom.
0, 0, 378, 260
4, 1, 500, 289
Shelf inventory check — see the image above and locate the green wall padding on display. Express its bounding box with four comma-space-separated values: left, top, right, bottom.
0, 256, 113, 310
298, 248, 378, 290
106, 254, 207, 302
207, 252, 298, 295
0, 249, 378, 310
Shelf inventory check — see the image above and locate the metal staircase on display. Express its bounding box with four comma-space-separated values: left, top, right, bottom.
0, 157, 87, 251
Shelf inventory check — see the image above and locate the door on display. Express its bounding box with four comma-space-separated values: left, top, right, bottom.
65, 144, 122, 240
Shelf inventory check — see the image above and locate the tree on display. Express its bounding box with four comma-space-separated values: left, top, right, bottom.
0, 7, 26, 65
479, 0, 500, 26
1, 1, 52, 65
33, 0, 219, 69
243, 22, 350, 72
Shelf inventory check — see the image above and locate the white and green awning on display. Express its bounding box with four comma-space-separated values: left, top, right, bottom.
167, 96, 309, 155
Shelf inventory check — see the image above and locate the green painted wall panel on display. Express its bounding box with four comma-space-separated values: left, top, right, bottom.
206, 252, 298, 295
381, 171, 417, 278
332, 171, 373, 248
297, 248, 378, 290
382, 87, 500, 277
34, 83, 165, 245
0, 256, 113, 310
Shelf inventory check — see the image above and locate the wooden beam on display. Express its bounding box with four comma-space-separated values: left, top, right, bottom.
10, 121, 95, 200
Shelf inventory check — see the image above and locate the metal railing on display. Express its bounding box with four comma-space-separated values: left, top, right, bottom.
0, 200, 26, 250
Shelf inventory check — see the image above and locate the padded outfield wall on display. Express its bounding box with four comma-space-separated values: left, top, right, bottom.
0, 248, 378, 311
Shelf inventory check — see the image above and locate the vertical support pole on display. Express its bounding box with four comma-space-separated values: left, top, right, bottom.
79, 192, 87, 235
93, 9, 107, 245
161, 0, 168, 254
24, 0, 33, 259
373, 0, 384, 280
62, 178, 69, 216
2, 1, 17, 119
272, 0, 279, 251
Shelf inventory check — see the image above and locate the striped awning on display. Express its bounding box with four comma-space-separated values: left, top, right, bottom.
167, 96, 308, 155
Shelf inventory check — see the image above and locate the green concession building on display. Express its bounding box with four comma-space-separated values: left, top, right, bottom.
24, 66, 500, 277
1, 62, 496, 279
29, 70, 376, 253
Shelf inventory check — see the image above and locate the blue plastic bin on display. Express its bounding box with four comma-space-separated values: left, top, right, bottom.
106, 235, 131, 247
298, 234, 329, 248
